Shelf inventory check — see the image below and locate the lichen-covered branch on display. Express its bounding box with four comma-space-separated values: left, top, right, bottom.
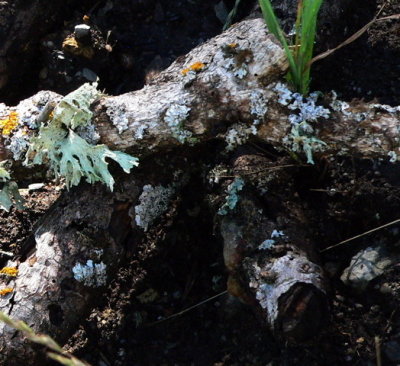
3, 15, 400, 364
217, 152, 328, 342
0, 157, 191, 365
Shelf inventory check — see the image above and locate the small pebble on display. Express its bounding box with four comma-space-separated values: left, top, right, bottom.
74, 24, 91, 39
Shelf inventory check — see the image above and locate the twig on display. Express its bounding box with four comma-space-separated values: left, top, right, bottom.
375, 336, 382, 366
0, 250, 13, 257
145, 290, 228, 327
218, 164, 305, 180
320, 218, 400, 252
309, 4, 400, 66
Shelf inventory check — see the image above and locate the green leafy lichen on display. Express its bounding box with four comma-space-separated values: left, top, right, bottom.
0, 181, 24, 211
24, 82, 139, 191
218, 177, 245, 215
0, 162, 24, 211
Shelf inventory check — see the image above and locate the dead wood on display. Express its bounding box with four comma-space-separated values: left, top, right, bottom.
1, 16, 400, 364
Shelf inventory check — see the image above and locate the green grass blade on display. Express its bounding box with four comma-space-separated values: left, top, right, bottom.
258, 0, 324, 95
258, 0, 300, 86
223, 0, 242, 31
297, 0, 324, 94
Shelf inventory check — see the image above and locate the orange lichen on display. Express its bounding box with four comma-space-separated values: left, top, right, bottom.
0, 267, 18, 277
0, 111, 19, 136
62, 36, 94, 59
181, 61, 206, 75
228, 42, 238, 48
0, 288, 13, 296
48, 111, 54, 120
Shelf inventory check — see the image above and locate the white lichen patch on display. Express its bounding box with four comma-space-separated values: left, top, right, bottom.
221, 45, 252, 80
274, 82, 330, 124
133, 184, 175, 231
106, 102, 129, 134
2, 92, 61, 161
329, 90, 352, 117
218, 177, 245, 215
233, 65, 248, 79
274, 83, 329, 164
17, 91, 59, 129
7, 129, 30, 161
225, 123, 257, 151
370, 103, 400, 114
72, 259, 107, 287
164, 103, 193, 144
251, 255, 325, 327
250, 90, 268, 125
388, 151, 398, 163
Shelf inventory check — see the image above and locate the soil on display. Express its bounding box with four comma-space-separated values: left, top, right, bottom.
3, 0, 400, 365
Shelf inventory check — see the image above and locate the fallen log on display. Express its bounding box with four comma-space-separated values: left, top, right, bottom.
1, 16, 400, 364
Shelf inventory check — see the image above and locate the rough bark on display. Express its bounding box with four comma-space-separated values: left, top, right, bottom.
0, 156, 191, 365
1, 16, 400, 364
219, 152, 328, 342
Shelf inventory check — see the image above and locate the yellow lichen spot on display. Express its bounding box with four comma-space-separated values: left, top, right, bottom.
0, 288, 13, 296
228, 42, 238, 48
181, 61, 206, 75
62, 35, 94, 59
0, 111, 19, 136
62, 36, 79, 51
0, 267, 18, 277
48, 111, 54, 120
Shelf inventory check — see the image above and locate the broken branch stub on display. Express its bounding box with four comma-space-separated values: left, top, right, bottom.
219, 152, 328, 342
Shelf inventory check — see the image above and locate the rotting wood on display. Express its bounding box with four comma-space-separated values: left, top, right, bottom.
219, 152, 328, 342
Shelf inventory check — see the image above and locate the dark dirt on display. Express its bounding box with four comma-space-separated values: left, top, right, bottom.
3, 0, 400, 365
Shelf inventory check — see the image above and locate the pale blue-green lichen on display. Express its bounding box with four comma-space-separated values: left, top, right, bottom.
250, 90, 268, 125
283, 122, 327, 165
0, 181, 25, 212
258, 230, 285, 250
72, 259, 107, 287
164, 103, 195, 144
133, 184, 175, 231
225, 123, 257, 151
0, 163, 24, 211
388, 151, 398, 163
218, 177, 245, 215
24, 82, 139, 191
52, 81, 100, 129
275, 83, 329, 164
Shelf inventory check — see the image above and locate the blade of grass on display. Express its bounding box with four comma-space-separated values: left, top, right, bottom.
0, 311, 91, 366
258, 0, 300, 87
223, 0, 242, 31
297, 0, 324, 94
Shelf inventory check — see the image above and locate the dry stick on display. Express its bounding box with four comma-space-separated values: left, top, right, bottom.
145, 290, 228, 327
218, 164, 306, 179
375, 336, 382, 366
320, 218, 400, 253
309, 11, 400, 67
